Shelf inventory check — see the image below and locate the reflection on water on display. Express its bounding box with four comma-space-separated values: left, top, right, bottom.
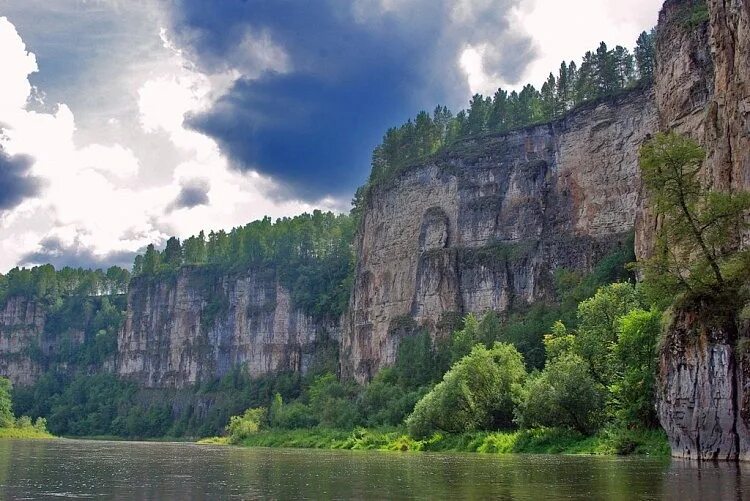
0, 439, 747, 500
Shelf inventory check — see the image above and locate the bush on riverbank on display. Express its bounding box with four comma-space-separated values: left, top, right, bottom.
0, 419, 55, 439
201, 426, 668, 457
0, 377, 54, 439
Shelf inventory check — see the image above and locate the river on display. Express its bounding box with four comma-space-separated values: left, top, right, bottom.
0, 439, 748, 499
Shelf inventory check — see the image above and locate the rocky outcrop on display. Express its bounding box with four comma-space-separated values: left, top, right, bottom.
705, 0, 750, 193
342, 89, 658, 381
657, 300, 743, 460
652, 0, 750, 460
653, 0, 750, 461
117, 267, 336, 388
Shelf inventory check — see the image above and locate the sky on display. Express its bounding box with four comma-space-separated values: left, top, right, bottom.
0, 0, 662, 272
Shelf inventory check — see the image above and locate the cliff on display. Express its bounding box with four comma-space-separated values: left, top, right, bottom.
0, 297, 45, 386
117, 267, 337, 388
654, 0, 750, 461
342, 88, 658, 381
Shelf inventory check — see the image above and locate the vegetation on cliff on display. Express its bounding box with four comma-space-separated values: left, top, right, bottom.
131, 210, 354, 320
357, 30, 656, 203
638, 132, 750, 306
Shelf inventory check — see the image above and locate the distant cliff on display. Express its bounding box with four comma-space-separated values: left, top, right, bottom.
0, 297, 46, 386
117, 267, 338, 388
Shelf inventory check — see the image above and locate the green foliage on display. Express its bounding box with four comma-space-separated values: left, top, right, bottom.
612, 309, 661, 428
407, 343, 526, 438
358, 369, 426, 427
224, 425, 669, 457
226, 407, 266, 444
679, 0, 710, 28
0, 377, 14, 428
516, 353, 605, 434
308, 373, 361, 429
574, 283, 645, 386
392, 329, 442, 388
0, 264, 129, 307
635, 30, 656, 82
131, 211, 355, 321
639, 132, 750, 303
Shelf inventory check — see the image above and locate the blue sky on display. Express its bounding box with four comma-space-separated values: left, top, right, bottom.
0, 0, 661, 271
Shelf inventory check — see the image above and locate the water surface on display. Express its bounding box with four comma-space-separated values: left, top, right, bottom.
0, 439, 748, 499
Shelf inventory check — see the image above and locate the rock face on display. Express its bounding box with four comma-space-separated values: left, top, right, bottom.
117, 267, 335, 388
0, 297, 45, 386
342, 89, 658, 381
657, 301, 742, 460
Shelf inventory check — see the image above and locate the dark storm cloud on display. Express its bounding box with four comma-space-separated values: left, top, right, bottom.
20, 236, 138, 270
169, 0, 537, 200
0, 149, 41, 212
168, 178, 210, 211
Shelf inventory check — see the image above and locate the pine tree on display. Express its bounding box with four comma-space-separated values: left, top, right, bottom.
635, 30, 656, 82
540, 73, 559, 120
488, 88, 509, 132
556, 62, 570, 112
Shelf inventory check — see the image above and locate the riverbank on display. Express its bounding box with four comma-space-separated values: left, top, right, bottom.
199, 427, 670, 456
0, 426, 55, 439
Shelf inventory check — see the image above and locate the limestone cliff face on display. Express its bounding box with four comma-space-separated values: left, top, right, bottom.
117, 267, 335, 388
342, 89, 658, 381
656, 299, 750, 461
652, 0, 750, 461
0, 297, 45, 386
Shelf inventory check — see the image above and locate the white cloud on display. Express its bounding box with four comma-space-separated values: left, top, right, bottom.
513, 0, 661, 89
0, 15, 342, 272
0, 17, 37, 116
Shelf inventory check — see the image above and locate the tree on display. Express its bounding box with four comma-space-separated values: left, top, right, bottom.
0, 377, 14, 428
406, 343, 526, 438
574, 283, 644, 387
540, 73, 559, 120
182, 232, 207, 265
595, 42, 618, 95
639, 132, 750, 299
488, 88, 509, 132
516, 353, 605, 434
163, 237, 182, 270
635, 30, 656, 82
613, 46, 636, 89
612, 308, 661, 428
466, 94, 491, 135
556, 62, 571, 111
308, 373, 360, 429
141, 244, 161, 275
226, 407, 266, 444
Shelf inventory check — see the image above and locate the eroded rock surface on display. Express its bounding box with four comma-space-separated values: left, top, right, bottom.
117, 267, 336, 388
342, 90, 658, 381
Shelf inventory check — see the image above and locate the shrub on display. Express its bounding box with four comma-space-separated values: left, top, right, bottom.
407, 343, 526, 438
227, 407, 267, 444
516, 353, 605, 434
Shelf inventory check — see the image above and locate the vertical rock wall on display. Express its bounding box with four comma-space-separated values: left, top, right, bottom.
343, 90, 658, 381
116, 267, 336, 388
655, 0, 750, 461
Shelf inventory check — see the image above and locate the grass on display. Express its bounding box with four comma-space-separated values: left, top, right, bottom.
198, 426, 670, 457
0, 426, 55, 439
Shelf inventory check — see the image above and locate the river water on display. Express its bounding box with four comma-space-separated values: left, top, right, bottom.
0, 439, 748, 499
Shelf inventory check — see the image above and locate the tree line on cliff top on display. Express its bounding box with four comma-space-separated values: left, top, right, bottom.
362, 31, 656, 194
